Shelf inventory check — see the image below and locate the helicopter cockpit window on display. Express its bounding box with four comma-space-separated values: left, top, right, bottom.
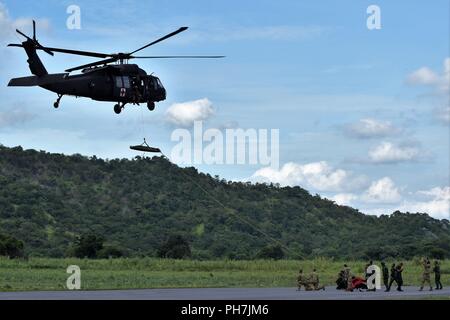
156, 78, 164, 89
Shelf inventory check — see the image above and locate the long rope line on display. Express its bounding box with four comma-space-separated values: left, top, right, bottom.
158, 150, 303, 259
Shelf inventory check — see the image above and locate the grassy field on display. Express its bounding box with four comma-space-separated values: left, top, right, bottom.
0, 257, 448, 291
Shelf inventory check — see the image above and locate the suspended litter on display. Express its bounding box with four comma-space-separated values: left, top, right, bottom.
130, 138, 161, 153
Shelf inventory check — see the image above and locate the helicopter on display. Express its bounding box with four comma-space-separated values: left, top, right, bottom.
7, 21, 224, 114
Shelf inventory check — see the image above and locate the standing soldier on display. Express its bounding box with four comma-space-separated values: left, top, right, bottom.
310, 268, 325, 291
419, 257, 433, 291
381, 261, 389, 291
386, 263, 397, 292
433, 260, 443, 290
396, 262, 404, 292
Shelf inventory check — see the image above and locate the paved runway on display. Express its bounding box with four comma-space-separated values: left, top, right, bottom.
0, 286, 448, 300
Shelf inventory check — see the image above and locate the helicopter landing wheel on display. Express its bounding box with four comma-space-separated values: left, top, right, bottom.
147, 101, 155, 111
54, 94, 63, 109
114, 104, 122, 114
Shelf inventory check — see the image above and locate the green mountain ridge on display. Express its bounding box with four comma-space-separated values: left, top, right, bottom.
0, 144, 449, 259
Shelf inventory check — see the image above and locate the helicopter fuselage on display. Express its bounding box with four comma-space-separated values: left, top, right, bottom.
42, 64, 166, 104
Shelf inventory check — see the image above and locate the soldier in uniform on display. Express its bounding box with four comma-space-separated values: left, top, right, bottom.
297, 269, 306, 291
386, 263, 397, 292
381, 261, 389, 291
396, 262, 404, 292
433, 260, 443, 290
297, 269, 314, 291
310, 268, 325, 291
336, 269, 347, 290
344, 264, 353, 291
419, 257, 433, 291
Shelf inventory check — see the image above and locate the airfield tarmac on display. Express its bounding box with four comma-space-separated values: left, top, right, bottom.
0, 286, 448, 300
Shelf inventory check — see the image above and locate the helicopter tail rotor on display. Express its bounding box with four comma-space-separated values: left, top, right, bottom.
8, 20, 54, 56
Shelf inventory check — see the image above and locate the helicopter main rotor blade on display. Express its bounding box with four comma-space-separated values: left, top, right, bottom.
40, 46, 111, 59
16, 29, 32, 41
128, 27, 188, 55
132, 55, 225, 59
65, 57, 118, 72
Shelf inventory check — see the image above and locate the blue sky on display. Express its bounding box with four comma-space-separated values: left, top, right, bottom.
0, 0, 449, 219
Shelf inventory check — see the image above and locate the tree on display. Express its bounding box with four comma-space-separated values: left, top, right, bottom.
256, 245, 285, 260
98, 246, 124, 259
0, 234, 24, 258
157, 235, 191, 259
429, 248, 446, 260
73, 233, 104, 258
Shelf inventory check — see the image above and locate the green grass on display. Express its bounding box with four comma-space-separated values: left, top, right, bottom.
0, 257, 448, 292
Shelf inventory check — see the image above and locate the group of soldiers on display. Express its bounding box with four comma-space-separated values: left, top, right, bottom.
297, 258, 444, 292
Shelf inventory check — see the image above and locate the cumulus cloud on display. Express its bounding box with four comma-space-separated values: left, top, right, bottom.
165, 98, 214, 127
406, 58, 450, 93
0, 109, 36, 127
368, 141, 421, 164
249, 161, 367, 192
0, 3, 50, 40
344, 118, 399, 139
407, 67, 440, 86
406, 58, 450, 127
362, 177, 402, 204
399, 187, 450, 220
330, 193, 357, 206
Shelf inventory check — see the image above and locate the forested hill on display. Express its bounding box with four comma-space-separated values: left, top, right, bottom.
0, 145, 449, 259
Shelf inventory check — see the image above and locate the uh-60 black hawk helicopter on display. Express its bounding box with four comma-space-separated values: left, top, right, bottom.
7, 21, 224, 114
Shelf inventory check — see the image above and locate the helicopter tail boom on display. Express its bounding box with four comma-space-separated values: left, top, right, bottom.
8, 73, 68, 87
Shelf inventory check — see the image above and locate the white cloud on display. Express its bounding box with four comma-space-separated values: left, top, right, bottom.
407, 67, 440, 86
165, 98, 214, 127
0, 3, 50, 40
399, 187, 450, 220
406, 58, 450, 93
249, 161, 367, 192
368, 141, 420, 163
330, 193, 357, 206
362, 177, 402, 204
344, 118, 399, 139
406, 58, 450, 126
